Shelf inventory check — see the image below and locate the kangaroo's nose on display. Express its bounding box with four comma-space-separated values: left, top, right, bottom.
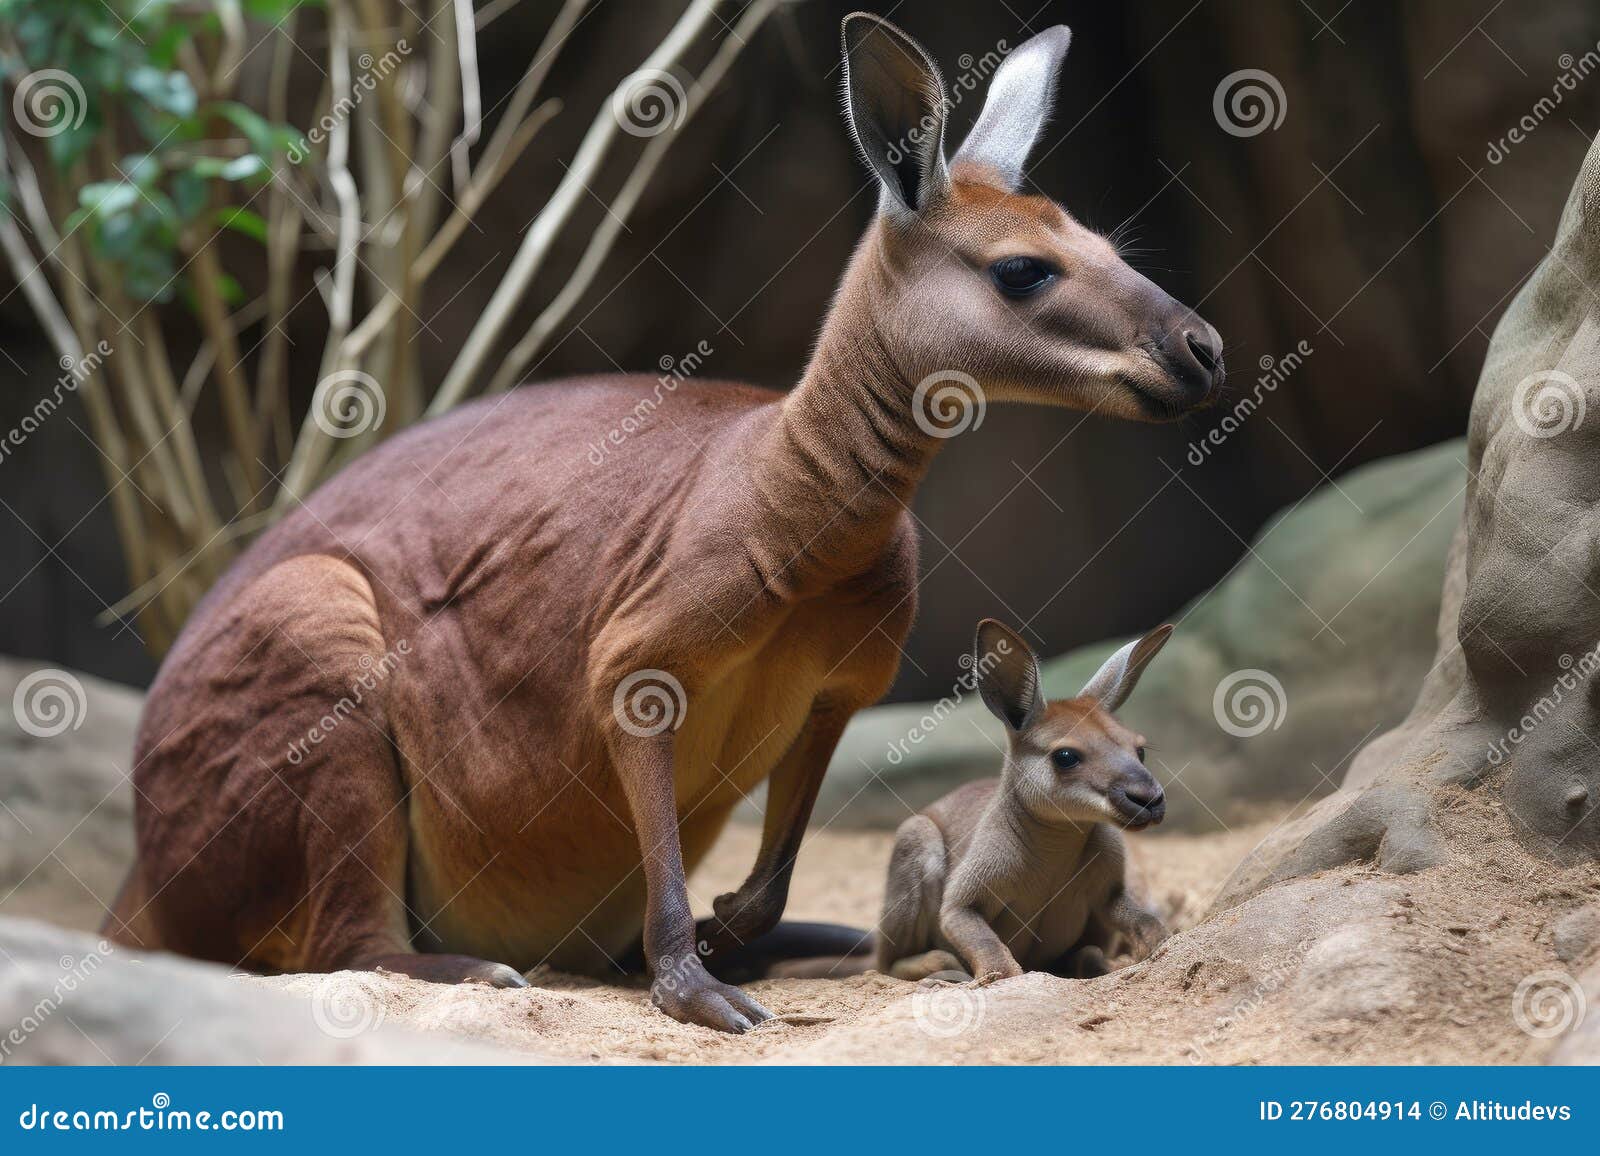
1159, 321, 1224, 398
1185, 328, 1220, 375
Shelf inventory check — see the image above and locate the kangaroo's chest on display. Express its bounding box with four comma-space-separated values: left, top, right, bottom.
986, 859, 1109, 969
672, 598, 888, 808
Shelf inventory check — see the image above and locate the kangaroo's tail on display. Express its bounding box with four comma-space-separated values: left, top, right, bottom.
705, 921, 876, 982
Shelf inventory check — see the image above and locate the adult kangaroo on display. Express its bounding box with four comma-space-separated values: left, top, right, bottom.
107, 14, 1224, 1033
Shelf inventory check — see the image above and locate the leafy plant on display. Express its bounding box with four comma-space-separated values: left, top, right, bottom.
0, 0, 774, 650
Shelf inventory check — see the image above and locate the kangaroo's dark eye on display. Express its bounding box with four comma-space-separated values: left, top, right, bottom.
1051, 747, 1081, 770
1136, 746, 1147, 763
990, 256, 1055, 296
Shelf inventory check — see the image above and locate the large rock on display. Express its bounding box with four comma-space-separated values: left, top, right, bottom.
0, 916, 524, 1064
819, 440, 1465, 830
0, 659, 139, 931
1216, 126, 1600, 906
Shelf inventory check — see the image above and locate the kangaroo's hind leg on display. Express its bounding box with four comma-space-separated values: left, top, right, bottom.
116, 554, 524, 988
876, 814, 957, 977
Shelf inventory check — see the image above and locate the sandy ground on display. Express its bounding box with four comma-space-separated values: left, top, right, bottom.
252, 799, 1600, 1065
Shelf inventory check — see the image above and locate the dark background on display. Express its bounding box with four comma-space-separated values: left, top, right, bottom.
4, 0, 1597, 700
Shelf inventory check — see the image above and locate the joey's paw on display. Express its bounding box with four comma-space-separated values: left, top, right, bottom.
1129, 919, 1170, 962
651, 955, 774, 1033
968, 966, 1021, 988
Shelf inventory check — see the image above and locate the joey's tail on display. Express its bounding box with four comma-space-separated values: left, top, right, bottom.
705, 921, 876, 983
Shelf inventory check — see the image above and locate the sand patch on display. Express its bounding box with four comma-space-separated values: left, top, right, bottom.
253, 804, 1600, 1064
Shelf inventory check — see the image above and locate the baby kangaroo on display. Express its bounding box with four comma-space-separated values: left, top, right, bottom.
878, 619, 1174, 982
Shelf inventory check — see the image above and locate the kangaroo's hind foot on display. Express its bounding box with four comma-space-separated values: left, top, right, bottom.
360, 952, 529, 988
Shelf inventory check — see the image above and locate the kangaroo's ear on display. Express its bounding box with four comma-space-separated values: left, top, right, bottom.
1079, 624, 1173, 713
952, 25, 1071, 189
841, 12, 949, 216
974, 618, 1044, 732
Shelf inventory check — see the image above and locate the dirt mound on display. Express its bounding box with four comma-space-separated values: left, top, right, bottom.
253, 806, 1600, 1063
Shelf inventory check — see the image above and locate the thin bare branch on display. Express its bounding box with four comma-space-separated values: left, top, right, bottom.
429, 0, 726, 415
488, 0, 776, 394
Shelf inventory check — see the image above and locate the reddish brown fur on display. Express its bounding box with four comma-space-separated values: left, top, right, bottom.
107, 17, 1222, 1032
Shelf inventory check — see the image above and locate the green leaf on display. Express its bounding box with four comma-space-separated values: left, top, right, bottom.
121, 153, 160, 187
214, 205, 267, 243
212, 101, 301, 158
213, 270, 244, 305
78, 180, 139, 218
127, 66, 196, 118
219, 153, 266, 182
47, 122, 97, 168
145, 23, 194, 70
172, 168, 206, 220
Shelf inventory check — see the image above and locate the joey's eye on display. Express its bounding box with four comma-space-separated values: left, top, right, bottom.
989, 256, 1055, 296
1050, 747, 1081, 770
1136, 746, 1147, 763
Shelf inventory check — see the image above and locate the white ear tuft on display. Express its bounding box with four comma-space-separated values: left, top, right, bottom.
952, 25, 1071, 189
1079, 624, 1172, 713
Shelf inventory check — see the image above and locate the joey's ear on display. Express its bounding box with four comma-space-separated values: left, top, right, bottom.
952, 25, 1071, 189
1079, 624, 1173, 713
974, 618, 1044, 732
841, 12, 949, 215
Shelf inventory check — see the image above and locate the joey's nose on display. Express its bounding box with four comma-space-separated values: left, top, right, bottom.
1115, 773, 1166, 828
1122, 782, 1164, 808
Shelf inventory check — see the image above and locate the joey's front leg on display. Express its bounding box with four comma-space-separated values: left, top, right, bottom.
1103, 885, 1169, 961
938, 901, 1023, 982
612, 730, 772, 1033
698, 705, 851, 957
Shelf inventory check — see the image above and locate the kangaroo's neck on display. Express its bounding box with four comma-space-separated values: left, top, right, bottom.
988, 784, 1094, 865
753, 230, 940, 575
